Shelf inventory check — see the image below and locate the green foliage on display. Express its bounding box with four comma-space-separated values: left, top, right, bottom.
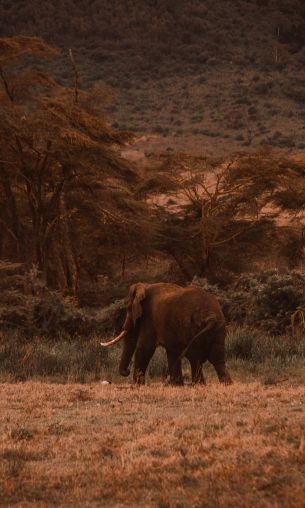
193, 270, 305, 334
0, 262, 125, 336
0, 284, 96, 338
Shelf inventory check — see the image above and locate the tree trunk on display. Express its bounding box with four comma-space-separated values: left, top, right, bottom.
58, 193, 78, 296
170, 252, 197, 281
0, 174, 22, 259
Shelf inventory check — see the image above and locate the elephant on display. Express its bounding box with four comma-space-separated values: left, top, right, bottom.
100, 282, 232, 386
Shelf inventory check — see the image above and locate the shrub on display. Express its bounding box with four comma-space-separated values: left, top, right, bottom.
153, 125, 168, 134
193, 270, 305, 334
283, 86, 305, 103
254, 82, 274, 95
0, 288, 100, 337
0, 263, 126, 337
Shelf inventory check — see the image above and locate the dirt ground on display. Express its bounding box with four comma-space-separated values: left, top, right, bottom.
0, 380, 304, 507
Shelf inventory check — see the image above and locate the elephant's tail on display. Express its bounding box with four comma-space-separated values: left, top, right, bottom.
177, 314, 219, 362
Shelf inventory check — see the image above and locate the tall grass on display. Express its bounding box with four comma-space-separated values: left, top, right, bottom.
0, 333, 120, 383
0, 326, 304, 383
226, 325, 305, 362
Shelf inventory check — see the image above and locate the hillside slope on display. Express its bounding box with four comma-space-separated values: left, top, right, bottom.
1, 0, 305, 154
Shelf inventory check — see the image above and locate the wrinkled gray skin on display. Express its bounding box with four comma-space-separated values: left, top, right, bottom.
118, 282, 232, 386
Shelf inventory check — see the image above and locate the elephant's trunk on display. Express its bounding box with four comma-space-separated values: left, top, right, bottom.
119, 334, 137, 377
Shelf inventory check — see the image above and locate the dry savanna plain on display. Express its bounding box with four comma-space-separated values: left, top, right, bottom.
2, 2, 305, 507
0, 377, 304, 508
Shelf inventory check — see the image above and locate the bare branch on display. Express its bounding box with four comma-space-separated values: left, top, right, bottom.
0, 218, 19, 242
69, 48, 80, 105
0, 65, 14, 102
211, 219, 261, 247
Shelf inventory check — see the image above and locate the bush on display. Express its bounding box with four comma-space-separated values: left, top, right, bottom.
193, 270, 305, 334
0, 289, 101, 337
253, 82, 274, 95
0, 263, 125, 337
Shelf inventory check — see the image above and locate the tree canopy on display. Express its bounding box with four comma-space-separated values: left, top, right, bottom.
1, 35, 305, 304
150, 149, 305, 281
0, 36, 152, 295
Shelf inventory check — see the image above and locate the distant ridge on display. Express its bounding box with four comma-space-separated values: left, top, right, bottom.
2, 0, 305, 153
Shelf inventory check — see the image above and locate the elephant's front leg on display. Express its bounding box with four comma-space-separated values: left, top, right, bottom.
133, 345, 156, 385
166, 350, 184, 386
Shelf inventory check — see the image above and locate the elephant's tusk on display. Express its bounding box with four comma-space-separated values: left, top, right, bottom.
100, 330, 127, 347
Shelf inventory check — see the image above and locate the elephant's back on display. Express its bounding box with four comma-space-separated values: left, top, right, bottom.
149, 283, 222, 310
167, 286, 223, 316
151, 284, 225, 347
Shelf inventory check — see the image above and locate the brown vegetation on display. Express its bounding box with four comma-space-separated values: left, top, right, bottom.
150, 150, 305, 280
0, 36, 152, 295
0, 381, 304, 507
0, 8, 304, 505
1, 36, 305, 300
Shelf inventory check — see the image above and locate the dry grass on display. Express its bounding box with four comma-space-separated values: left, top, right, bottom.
0, 380, 304, 507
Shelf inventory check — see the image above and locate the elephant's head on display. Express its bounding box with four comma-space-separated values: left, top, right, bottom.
100, 283, 146, 377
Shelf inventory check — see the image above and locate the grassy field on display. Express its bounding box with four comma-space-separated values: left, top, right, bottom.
1, 375, 304, 507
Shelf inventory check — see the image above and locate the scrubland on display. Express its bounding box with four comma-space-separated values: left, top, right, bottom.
2, 0, 305, 154
1, 4, 305, 505
0, 377, 304, 507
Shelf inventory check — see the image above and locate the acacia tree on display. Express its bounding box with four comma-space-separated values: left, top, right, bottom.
0, 36, 151, 295
152, 150, 305, 281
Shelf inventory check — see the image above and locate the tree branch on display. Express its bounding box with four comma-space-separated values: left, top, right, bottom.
0, 65, 14, 102
0, 218, 19, 242
69, 49, 79, 105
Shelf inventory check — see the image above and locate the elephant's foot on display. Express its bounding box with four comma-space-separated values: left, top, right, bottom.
218, 370, 233, 385
211, 362, 233, 385
168, 376, 184, 386
119, 368, 130, 377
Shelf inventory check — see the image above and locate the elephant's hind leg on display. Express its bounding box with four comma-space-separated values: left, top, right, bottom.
213, 363, 232, 384
189, 358, 206, 385
166, 350, 184, 386
208, 339, 232, 385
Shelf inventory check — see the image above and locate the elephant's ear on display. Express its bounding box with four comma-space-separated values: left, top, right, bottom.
131, 283, 146, 325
